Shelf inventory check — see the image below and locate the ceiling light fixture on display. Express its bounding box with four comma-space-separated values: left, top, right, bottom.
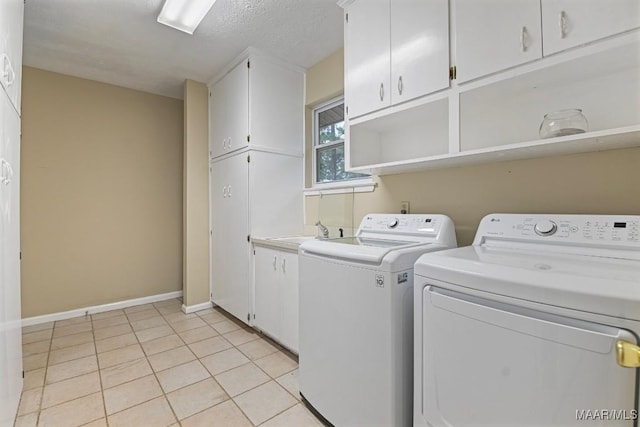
157, 0, 217, 35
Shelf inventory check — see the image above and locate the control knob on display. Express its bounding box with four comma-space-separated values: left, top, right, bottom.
387, 218, 399, 229
534, 220, 557, 236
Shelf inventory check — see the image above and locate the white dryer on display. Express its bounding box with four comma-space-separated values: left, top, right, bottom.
299, 214, 457, 427
414, 214, 640, 427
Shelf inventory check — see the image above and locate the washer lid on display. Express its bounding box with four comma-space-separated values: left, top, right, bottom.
300, 237, 424, 264
415, 246, 640, 321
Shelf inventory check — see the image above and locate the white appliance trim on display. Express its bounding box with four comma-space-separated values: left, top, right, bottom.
21, 290, 183, 327
181, 301, 213, 314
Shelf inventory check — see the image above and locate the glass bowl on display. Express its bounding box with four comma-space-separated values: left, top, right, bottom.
539, 109, 588, 139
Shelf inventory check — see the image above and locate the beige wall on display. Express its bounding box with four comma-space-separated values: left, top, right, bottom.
21, 67, 184, 317
182, 80, 210, 308
304, 50, 640, 245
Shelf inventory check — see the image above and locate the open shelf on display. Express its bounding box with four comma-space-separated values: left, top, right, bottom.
359, 125, 640, 176
348, 97, 449, 168
459, 36, 640, 151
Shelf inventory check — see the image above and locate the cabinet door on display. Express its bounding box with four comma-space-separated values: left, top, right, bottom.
279, 251, 299, 353
209, 62, 249, 158
209, 81, 227, 158
0, 0, 23, 113
0, 91, 21, 427
542, 0, 640, 56
253, 246, 280, 338
391, 0, 450, 104
210, 157, 228, 310
455, 0, 542, 83
345, 0, 392, 118
211, 153, 250, 324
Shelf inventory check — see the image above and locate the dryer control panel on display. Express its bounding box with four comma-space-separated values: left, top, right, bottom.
476, 214, 640, 249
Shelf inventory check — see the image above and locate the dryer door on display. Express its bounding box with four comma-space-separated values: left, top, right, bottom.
420, 286, 638, 427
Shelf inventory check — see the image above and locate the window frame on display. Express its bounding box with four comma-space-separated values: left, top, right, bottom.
311, 96, 372, 190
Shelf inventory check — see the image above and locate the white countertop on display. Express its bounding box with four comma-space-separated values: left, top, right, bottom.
251, 235, 317, 251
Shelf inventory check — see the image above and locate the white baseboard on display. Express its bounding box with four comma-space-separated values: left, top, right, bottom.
22, 290, 183, 327
181, 301, 213, 314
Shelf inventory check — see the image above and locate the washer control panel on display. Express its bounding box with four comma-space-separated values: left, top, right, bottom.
477, 214, 640, 246
358, 214, 444, 235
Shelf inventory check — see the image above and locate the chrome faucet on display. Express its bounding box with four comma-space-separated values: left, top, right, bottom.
315, 220, 329, 239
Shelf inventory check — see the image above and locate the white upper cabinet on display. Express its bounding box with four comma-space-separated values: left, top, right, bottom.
209, 62, 249, 158
454, 0, 542, 83
343, 0, 450, 119
391, 0, 450, 104
0, 0, 24, 114
209, 52, 304, 159
344, 0, 392, 118
541, 0, 640, 56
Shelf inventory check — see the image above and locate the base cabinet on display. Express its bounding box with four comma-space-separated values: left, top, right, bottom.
253, 245, 299, 353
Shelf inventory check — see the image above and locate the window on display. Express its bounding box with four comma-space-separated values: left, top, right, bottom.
313, 97, 368, 185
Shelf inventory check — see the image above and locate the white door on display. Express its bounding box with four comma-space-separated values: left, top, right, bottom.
211, 154, 250, 323
209, 63, 249, 158
391, 0, 450, 104
253, 246, 280, 339
344, 0, 391, 119
454, 0, 542, 83
211, 154, 249, 323
0, 0, 23, 113
542, 0, 640, 56
210, 157, 229, 310
279, 251, 299, 353
248, 56, 304, 155
420, 286, 638, 426
0, 90, 21, 427
248, 151, 303, 238
209, 81, 227, 158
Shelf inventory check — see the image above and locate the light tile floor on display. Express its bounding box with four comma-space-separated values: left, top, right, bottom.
15, 298, 324, 427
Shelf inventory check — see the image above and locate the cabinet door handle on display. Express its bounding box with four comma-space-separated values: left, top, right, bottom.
520, 26, 528, 52
379, 82, 384, 101
281, 258, 286, 273
222, 185, 228, 198
559, 11, 568, 38
397, 76, 403, 95
1, 54, 15, 87
227, 185, 232, 198
272, 255, 277, 271
0, 159, 7, 185
223, 138, 227, 150
5, 162, 12, 185
228, 137, 232, 149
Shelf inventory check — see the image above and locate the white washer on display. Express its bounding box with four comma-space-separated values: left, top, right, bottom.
299, 214, 457, 427
414, 214, 640, 427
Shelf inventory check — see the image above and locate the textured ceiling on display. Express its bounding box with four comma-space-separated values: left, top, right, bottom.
23, 0, 344, 99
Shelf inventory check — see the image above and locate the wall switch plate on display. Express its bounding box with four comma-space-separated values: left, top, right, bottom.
400, 201, 410, 214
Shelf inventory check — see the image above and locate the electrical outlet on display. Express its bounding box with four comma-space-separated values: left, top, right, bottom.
400, 201, 410, 214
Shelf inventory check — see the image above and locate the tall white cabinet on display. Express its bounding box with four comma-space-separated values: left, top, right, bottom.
208, 50, 304, 325
0, 1, 23, 426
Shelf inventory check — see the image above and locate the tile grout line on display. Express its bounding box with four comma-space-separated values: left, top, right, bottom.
91, 310, 111, 427
34, 319, 55, 426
